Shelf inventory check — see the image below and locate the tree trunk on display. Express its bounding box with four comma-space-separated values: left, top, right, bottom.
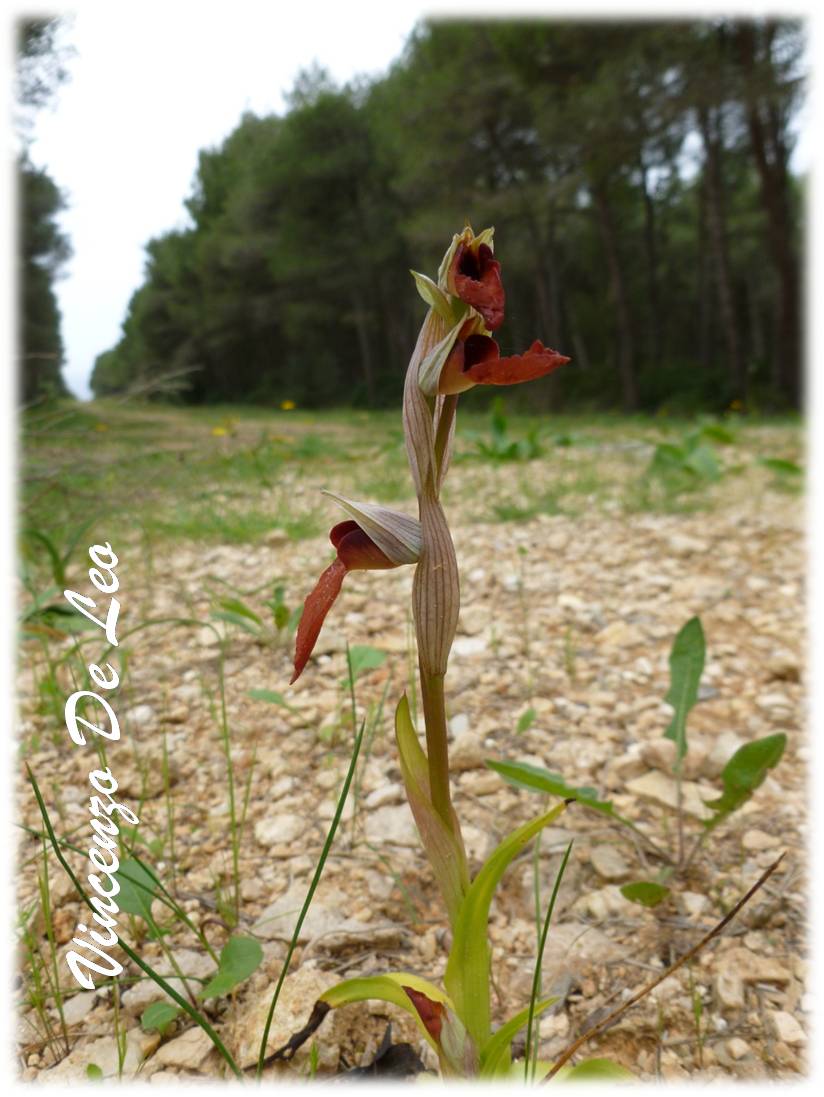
696, 102, 746, 405
590, 178, 638, 411
638, 153, 662, 369
733, 21, 801, 406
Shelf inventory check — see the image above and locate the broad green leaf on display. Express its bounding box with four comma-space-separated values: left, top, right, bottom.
395, 695, 469, 925
479, 997, 559, 1077
199, 936, 263, 999
141, 1000, 180, 1033
620, 881, 670, 908
113, 858, 158, 921
320, 972, 454, 1058
663, 617, 705, 760
444, 801, 567, 1047
346, 645, 387, 682
486, 759, 613, 816
86, 1063, 104, 1080
683, 442, 721, 481
703, 732, 787, 826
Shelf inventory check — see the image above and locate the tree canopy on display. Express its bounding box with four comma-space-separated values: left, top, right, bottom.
92, 18, 805, 412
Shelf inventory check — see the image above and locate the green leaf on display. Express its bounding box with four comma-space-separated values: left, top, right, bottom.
345, 645, 387, 683
113, 858, 158, 921
444, 801, 567, 1047
141, 1001, 180, 1033
479, 997, 558, 1077
320, 972, 455, 1058
516, 707, 536, 734
210, 609, 261, 635
216, 596, 263, 625
682, 442, 721, 481
485, 759, 613, 815
663, 617, 705, 761
199, 936, 263, 999
698, 422, 737, 445
86, 1063, 104, 1081
759, 457, 802, 476
620, 881, 671, 908
247, 688, 301, 715
558, 1057, 636, 1081
703, 732, 787, 826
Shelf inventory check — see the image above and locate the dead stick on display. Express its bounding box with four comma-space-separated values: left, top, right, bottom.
543, 852, 786, 1082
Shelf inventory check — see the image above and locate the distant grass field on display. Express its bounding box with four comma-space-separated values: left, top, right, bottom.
19, 399, 803, 575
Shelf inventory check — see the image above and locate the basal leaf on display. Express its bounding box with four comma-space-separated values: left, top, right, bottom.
703, 732, 787, 827
558, 1057, 636, 1081
200, 936, 263, 999
485, 759, 613, 815
320, 973, 454, 1058
479, 997, 558, 1077
444, 801, 567, 1047
620, 881, 670, 908
663, 616, 705, 760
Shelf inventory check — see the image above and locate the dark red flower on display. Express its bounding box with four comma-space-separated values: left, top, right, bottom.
291, 521, 398, 684
438, 327, 570, 395
447, 241, 505, 331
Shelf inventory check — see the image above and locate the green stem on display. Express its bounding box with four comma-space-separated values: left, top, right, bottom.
419, 669, 454, 829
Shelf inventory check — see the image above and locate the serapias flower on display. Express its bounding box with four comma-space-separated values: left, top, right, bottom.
291, 498, 421, 683
419, 316, 570, 397
446, 238, 504, 332
439, 327, 570, 395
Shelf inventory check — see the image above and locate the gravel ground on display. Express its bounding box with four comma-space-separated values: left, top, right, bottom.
16, 409, 806, 1081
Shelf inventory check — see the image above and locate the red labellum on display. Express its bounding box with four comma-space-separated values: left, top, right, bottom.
291, 522, 397, 684
449, 242, 505, 331
439, 334, 570, 395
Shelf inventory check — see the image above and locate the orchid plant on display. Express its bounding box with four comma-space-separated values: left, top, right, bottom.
281, 226, 588, 1079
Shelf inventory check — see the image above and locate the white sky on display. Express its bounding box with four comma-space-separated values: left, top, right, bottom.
24, 0, 426, 398
17, 0, 816, 400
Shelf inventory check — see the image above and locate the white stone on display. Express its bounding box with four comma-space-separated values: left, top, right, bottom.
767, 1010, 805, 1045
625, 770, 715, 820
254, 813, 306, 846
363, 803, 419, 848
153, 1025, 214, 1070
590, 845, 630, 881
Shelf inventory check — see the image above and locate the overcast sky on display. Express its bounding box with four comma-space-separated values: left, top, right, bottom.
24, 0, 814, 400
26, 0, 427, 398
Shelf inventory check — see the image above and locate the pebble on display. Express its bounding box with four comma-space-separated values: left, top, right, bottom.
254, 812, 306, 846
726, 1037, 751, 1060
625, 770, 715, 820
363, 803, 418, 847
741, 828, 780, 852
152, 1025, 214, 1071
767, 1010, 805, 1045
589, 844, 630, 881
